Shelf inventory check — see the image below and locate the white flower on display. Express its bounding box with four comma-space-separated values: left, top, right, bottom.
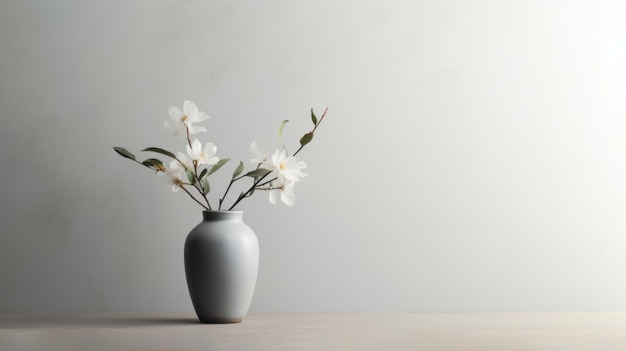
165, 100, 210, 135
168, 152, 191, 174
168, 174, 184, 192
249, 140, 271, 167
269, 179, 296, 207
187, 139, 219, 165
269, 149, 307, 183
166, 152, 190, 192
166, 171, 185, 192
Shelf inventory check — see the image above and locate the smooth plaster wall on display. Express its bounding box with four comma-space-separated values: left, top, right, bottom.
1, 0, 626, 312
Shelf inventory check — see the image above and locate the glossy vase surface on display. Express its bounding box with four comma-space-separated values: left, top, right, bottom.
184, 211, 259, 323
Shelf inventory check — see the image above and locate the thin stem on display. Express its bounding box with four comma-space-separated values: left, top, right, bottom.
174, 158, 205, 204
196, 183, 212, 210
256, 176, 277, 188
293, 106, 328, 157
227, 172, 272, 210
179, 184, 210, 210
131, 158, 153, 170
186, 126, 212, 210
185, 126, 193, 150
218, 179, 235, 210
218, 164, 262, 210
191, 167, 212, 210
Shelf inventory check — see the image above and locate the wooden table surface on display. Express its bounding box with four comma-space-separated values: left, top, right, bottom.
2, 313, 626, 350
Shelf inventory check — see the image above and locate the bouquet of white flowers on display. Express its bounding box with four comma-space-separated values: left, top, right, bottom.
114, 101, 327, 210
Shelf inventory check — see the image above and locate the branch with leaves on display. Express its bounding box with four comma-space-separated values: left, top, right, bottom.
113, 101, 327, 210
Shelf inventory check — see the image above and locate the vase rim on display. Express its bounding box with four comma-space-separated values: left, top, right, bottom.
202, 210, 243, 213
202, 210, 244, 221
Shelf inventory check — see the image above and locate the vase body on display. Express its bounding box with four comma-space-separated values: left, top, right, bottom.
184, 211, 259, 323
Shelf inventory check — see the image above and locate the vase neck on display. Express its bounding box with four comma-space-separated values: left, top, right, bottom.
202, 210, 243, 222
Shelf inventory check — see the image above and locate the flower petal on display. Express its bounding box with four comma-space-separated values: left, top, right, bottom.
191, 139, 202, 154
169, 106, 183, 120
188, 125, 207, 134
205, 156, 219, 165
281, 187, 296, 207
164, 120, 178, 129
183, 100, 198, 118
186, 144, 195, 159
269, 189, 279, 205
194, 111, 210, 122
183, 100, 198, 116
204, 142, 217, 156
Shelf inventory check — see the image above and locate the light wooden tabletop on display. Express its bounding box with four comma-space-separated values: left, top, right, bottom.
2, 312, 626, 350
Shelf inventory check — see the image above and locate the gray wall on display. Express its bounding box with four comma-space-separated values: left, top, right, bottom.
1, 0, 626, 312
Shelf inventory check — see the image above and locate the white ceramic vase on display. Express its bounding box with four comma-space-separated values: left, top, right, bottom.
184, 211, 259, 323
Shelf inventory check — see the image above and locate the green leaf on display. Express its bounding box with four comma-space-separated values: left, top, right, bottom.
113, 147, 136, 161
245, 168, 272, 178
143, 158, 163, 165
201, 178, 210, 195
232, 161, 244, 179
186, 170, 195, 183
207, 158, 230, 177
142, 147, 176, 159
299, 132, 314, 147
278, 119, 289, 145
142, 158, 164, 169
311, 108, 317, 125
198, 168, 208, 180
